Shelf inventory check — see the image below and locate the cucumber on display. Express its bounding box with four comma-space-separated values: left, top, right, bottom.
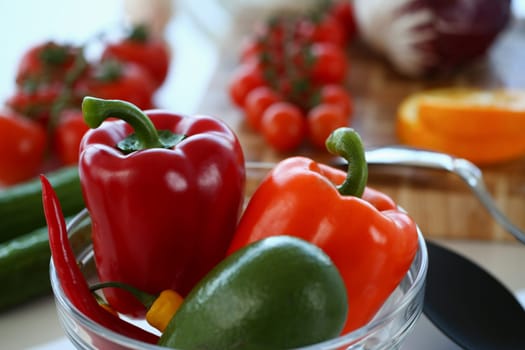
0, 166, 84, 244
0, 226, 51, 311
0, 215, 90, 311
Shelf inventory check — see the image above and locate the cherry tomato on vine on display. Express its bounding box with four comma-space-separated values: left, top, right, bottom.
260, 102, 306, 152
0, 111, 47, 186
308, 42, 348, 85
239, 37, 264, 64
78, 60, 156, 110
53, 109, 90, 165
239, 17, 292, 68
307, 103, 348, 149
244, 86, 281, 131
15, 41, 83, 86
298, 15, 346, 47
228, 62, 266, 107
330, 0, 358, 42
6, 83, 63, 126
320, 84, 353, 116
102, 24, 170, 88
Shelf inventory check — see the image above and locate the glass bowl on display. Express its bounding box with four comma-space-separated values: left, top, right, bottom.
50, 162, 428, 350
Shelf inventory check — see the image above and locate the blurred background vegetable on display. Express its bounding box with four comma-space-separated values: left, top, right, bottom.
354, 0, 512, 77
0, 23, 171, 186
229, 1, 355, 152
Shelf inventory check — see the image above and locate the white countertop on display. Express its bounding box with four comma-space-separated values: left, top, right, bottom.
0, 1, 524, 349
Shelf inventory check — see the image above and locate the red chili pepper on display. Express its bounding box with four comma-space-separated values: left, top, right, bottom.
79, 97, 245, 316
227, 128, 419, 334
40, 175, 159, 345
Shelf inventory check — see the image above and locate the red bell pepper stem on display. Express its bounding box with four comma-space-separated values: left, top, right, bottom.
82, 96, 163, 150
40, 175, 159, 344
325, 127, 367, 198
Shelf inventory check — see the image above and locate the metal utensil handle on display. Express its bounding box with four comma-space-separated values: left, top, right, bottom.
363, 146, 525, 244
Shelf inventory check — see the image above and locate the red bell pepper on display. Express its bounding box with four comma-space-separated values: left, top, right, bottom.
79, 97, 245, 316
227, 127, 418, 334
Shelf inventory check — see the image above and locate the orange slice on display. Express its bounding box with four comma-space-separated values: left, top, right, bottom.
397, 88, 525, 165
416, 88, 525, 138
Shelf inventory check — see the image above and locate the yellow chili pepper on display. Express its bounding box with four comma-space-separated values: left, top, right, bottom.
146, 289, 184, 332
90, 282, 184, 332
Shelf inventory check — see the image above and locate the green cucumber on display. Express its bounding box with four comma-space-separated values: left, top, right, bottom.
0, 226, 51, 311
0, 215, 90, 311
0, 166, 84, 244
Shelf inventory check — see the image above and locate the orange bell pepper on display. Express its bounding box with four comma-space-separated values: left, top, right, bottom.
397, 88, 525, 165
227, 128, 419, 334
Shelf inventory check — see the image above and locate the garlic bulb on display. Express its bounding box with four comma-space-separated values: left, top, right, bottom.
353, 0, 511, 77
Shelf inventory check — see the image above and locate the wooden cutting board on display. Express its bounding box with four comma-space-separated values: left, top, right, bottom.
196, 17, 525, 242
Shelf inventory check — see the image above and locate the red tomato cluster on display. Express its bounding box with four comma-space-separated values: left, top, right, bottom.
0, 25, 170, 186
228, 1, 356, 152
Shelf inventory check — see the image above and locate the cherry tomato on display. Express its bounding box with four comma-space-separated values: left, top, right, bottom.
6, 83, 63, 126
307, 103, 348, 149
254, 18, 287, 46
330, 0, 358, 42
244, 86, 281, 131
239, 37, 264, 64
239, 18, 292, 68
102, 24, 170, 88
15, 41, 83, 86
228, 62, 266, 107
10, 41, 89, 127
0, 111, 47, 186
320, 84, 353, 116
308, 43, 348, 85
298, 15, 346, 47
79, 60, 156, 110
53, 109, 90, 165
260, 102, 306, 152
